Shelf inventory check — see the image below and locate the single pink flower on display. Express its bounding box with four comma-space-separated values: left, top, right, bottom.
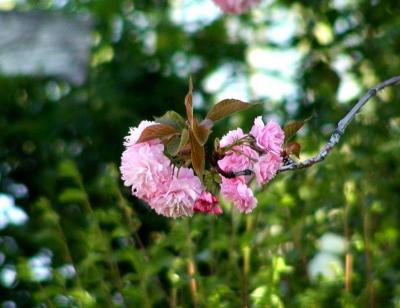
212, 0, 261, 14
254, 152, 282, 185
194, 191, 223, 215
219, 128, 245, 148
150, 167, 203, 218
218, 145, 258, 173
219, 128, 258, 174
250, 116, 284, 155
120, 142, 171, 202
220, 176, 257, 213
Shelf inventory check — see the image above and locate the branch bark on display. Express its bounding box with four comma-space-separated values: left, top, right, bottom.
279, 75, 400, 172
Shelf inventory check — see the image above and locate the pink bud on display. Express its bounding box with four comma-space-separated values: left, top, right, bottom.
194, 192, 223, 215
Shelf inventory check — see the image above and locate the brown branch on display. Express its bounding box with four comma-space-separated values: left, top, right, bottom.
279, 75, 400, 172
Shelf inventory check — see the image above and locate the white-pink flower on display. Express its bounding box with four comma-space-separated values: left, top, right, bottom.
220, 176, 257, 213
250, 116, 284, 155
254, 152, 282, 185
212, 0, 261, 14
121, 120, 203, 218
120, 142, 171, 202
150, 167, 203, 218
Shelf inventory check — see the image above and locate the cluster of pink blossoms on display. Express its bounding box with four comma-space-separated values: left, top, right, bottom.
120, 116, 284, 218
212, 0, 261, 14
218, 117, 284, 213
120, 121, 204, 218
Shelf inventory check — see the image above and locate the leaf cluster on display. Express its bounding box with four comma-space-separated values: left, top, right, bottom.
137, 77, 259, 178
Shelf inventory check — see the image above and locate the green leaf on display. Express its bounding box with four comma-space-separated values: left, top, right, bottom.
283, 120, 307, 143
154, 110, 186, 130
69, 289, 96, 306
58, 160, 80, 181
189, 130, 205, 178
136, 124, 178, 144
206, 99, 258, 122
213, 172, 222, 184
166, 135, 180, 156
166, 129, 191, 157
58, 188, 87, 204
204, 170, 220, 195
177, 128, 190, 155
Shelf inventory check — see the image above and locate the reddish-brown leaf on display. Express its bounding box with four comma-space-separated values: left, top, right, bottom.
192, 118, 210, 146
200, 118, 213, 130
185, 76, 194, 126
206, 99, 257, 122
136, 124, 178, 144
285, 142, 301, 158
283, 120, 305, 143
189, 130, 205, 177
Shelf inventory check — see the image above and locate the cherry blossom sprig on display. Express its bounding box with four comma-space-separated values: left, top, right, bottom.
121, 76, 400, 218
120, 78, 305, 218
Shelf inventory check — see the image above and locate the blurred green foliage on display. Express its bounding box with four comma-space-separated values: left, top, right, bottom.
1, 0, 400, 307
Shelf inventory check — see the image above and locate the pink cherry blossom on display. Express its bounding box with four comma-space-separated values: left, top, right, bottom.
150, 167, 203, 218
219, 128, 245, 148
120, 142, 171, 202
254, 152, 282, 185
194, 191, 223, 215
218, 145, 258, 173
220, 176, 257, 213
121, 120, 203, 218
218, 128, 258, 174
121, 116, 285, 218
250, 116, 284, 155
212, 0, 261, 14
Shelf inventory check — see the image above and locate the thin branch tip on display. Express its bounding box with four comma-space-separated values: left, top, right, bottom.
279, 75, 400, 173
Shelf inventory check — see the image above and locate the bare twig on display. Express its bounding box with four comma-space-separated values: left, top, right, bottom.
279, 75, 400, 172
